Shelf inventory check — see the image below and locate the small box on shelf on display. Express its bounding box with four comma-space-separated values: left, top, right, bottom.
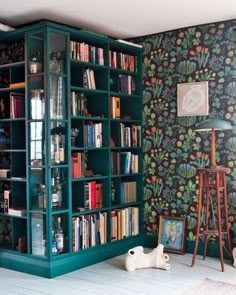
0, 169, 10, 178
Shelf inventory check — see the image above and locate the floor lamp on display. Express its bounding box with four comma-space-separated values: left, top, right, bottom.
194, 118, 233, 167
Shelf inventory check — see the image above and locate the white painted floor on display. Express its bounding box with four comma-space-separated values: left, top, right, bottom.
0, 251, 235, 295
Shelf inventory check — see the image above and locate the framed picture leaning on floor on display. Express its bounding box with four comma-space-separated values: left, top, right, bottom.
158, 215, 187, 254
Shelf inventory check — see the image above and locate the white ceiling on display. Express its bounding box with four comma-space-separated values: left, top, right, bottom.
1, 0, 236, 39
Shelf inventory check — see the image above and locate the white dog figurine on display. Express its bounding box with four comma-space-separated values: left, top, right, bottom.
125, 244, 170, 271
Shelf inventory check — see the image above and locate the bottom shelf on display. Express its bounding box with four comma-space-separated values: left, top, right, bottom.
0, 234, 144, 278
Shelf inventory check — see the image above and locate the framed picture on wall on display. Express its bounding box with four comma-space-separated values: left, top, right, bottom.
177, 81, 209, 116
158, 215, 186, 254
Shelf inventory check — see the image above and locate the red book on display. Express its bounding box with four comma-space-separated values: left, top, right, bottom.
96, 183, 103, 208
89, 181, 97, 209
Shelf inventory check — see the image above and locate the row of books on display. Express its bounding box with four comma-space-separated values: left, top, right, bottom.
118, 74, 136, 94
71, 92, 88, 117
10, 92, 25, 118
84, 181, 104, 210
109, 51, 136, 72
120, 123, 142, 147
111, 207, 139, 241
0, 92, 25, 119
120, 181, 137, 203
84, 122, 102, 147
72, 212, 107, 252
83, 68, 96, 89
70, 41, 104, 65
111, 151, 139, 174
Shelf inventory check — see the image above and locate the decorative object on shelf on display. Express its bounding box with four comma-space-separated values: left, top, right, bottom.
177, 81, 208, 116
194, 118, 234, 167
30, 89, 44, 119
158, 215, 186, 254
0, 41, 24, 65
0, 22, 15, 32
55, 217, 64, 253
71, 128, 79, 146
0, 216, 12, 247
50, 52, 63, 74
16, 236, 27, 253
124, 244, 170, 271
29, 51, 41, 74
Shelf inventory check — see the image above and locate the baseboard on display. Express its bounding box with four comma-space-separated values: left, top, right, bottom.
143, 234, 231, 258
0, 235, 144, 278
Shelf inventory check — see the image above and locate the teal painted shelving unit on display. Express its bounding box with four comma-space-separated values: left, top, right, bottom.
0, 21, 143, 278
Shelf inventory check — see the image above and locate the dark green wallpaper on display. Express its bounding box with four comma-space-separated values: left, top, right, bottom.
132, 20, 236, 246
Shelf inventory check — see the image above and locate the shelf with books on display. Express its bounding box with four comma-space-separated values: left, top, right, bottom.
71, 118, 109, 148
110, 121, 142, 148
71, 64, 108, 91
109, 50, 136, 72
71, 149, 109, 179
0, 21, 143, 278
72, 179, 108, 211
111, 206, 139, 242
70, 39, 106, 66
71, 90, 109, 118
111, 174, 142, 204
72, 211, 108, 252
111, 150, 139, 175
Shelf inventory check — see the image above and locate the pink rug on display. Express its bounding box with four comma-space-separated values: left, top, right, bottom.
181, 278, 236, 295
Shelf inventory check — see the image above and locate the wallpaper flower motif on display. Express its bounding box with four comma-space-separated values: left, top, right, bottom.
132, 20, 236, 245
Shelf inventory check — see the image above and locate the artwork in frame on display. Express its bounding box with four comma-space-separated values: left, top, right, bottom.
177, 81, 209, 116
158, 216, 186, 254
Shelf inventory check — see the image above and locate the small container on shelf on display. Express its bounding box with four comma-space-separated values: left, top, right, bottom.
31, 89, 45, 120
29, 51, 42, 74
50, 52, 64, 74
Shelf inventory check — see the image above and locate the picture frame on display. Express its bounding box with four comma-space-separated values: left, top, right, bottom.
158, 215, 186, 254
177, 81, 208, 116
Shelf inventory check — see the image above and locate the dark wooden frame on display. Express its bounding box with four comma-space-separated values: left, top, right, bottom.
158, 215, 187, 254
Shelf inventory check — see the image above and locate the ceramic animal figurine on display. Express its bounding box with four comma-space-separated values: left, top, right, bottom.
125, 244, 170, 271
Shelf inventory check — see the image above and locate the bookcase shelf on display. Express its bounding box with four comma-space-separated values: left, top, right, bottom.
0, 20, 143, 278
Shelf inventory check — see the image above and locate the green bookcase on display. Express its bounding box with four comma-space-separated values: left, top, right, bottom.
0, 21, 143, 278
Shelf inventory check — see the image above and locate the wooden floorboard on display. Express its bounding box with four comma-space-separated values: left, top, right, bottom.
0, 252, 235, 294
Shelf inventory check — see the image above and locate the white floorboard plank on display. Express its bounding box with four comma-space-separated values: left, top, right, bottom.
0, 252, 236, 295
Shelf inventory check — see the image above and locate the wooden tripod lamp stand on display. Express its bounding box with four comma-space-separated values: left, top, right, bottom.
191, 118, 234, 271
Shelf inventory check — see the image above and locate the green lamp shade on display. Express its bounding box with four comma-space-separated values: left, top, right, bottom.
194, 118, 233, 131
194, 118, 233, 167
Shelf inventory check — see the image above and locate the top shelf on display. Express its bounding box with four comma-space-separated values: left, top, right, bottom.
0, 61, 25, 69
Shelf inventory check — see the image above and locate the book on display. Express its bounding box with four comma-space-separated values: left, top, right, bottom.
10, 92, 25, 118
111, 211, 118, 241
131, 207, 139, 235
115, 97, 120, 118
9, 82, 25, 88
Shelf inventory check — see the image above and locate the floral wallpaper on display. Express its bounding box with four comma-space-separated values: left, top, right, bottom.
132, 20, 236, 246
